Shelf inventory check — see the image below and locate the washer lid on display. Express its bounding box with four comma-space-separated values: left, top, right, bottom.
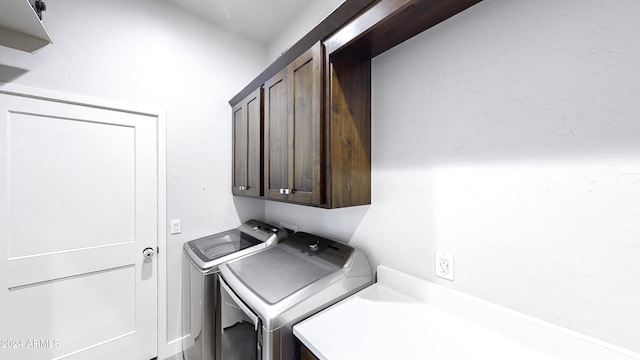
187, 230, 261, 266
226, 244, 340, 305
184, 220, 286, 270
191, 230, 260, 259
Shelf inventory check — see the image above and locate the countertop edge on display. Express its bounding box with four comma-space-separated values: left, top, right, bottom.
376, 265, 640, 360
294, 265, 640, 360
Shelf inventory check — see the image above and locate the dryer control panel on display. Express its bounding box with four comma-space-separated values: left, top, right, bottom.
239, 219, 286, 241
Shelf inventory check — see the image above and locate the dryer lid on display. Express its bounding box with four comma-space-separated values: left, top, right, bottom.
224, 232, 355, 305
226, 245, 338, 304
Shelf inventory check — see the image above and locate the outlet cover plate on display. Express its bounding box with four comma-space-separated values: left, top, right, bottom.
435, 250, 454, 281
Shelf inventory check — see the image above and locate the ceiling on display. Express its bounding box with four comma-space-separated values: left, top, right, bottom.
168, 0, 313, 43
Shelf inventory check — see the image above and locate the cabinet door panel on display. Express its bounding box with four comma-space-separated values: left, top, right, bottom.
264, 72, 289, 200
232, 104, 247, 194
263, 42, 323, 205
245, 91, 262, 196
291, 56, 321, 204
232, 88, 262, 197
290, 43, 323, 205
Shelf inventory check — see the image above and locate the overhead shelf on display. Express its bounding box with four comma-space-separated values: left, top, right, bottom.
0, 0, 52, 53
229, 0, 481, 106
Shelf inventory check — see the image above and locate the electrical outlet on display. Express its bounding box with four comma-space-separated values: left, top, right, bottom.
435, 250, 454, 281
170, 219, 182, 235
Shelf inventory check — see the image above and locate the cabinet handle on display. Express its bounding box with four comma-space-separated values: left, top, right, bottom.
279, 188, 294, 195
238, 185, 247, 191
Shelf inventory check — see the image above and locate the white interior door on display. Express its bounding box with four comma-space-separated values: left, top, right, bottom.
0, 93, 159, 360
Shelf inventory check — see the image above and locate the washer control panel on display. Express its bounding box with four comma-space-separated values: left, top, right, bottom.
285, 232, 354, 267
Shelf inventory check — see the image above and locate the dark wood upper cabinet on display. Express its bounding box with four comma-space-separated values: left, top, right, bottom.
263, 42, 372, 208
264, 42, 324, 205
232, 88, 263, 197
231, 0, 483, 208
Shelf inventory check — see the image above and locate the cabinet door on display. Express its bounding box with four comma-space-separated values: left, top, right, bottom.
299, 342, 320, 360
232, 88, 262, 197
264, 42, 323, 205
289, 42, 323, 205
264, 67, 290, 201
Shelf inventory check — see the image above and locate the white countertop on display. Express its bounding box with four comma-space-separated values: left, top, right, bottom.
294, 266, 640, 360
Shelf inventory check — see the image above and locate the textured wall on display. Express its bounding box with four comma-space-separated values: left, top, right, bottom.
0, 0, 267, 354
266, 0, 640, 353
267, 0, 346, 61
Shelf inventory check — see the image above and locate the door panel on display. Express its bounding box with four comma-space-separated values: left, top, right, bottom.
7, 112, 135, 257
6, 265, 136, 355
0, 94, 158, 360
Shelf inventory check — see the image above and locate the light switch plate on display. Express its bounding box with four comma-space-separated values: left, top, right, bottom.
170, 219, 182, 235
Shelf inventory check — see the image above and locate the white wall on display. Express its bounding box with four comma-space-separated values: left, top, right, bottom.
0, 0, 267, 355
267, 0, 345, 61
266, 0, 640, 353
4, 0, 639, 355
